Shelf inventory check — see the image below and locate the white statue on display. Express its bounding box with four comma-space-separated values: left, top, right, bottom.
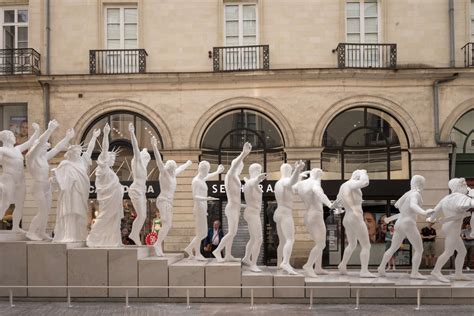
377, 175, 433, 279
52, 128, 101, 243
293, 168, 332, 277
0, 122, 40, 233
242, 163, 267, 272
127, 123, 151, 246
337, 169, 375, 278
26, 121, 74, 241
213, 142, 252, 262
273, 160, 306, 275
429, 178, 474, 283
86, 123, 124, 248
151, 136, 192, 257
184, 161, 224, 260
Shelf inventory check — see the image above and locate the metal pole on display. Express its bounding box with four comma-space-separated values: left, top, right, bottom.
125, 289, 130, 308
355, 288, 360, 310
415, 288, 421, 310
309, 288, 313, 310
250, 288, 254, 310
9, 290, 14, 307
67, 289, 72, 308
186, 289, 190, 309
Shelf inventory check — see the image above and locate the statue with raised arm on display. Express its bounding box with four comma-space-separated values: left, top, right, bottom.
213, 142, 252, 262
0, 122, 40, 233
51, 128, 101, 243
86, 123, 124, 248
128, 123, 151, 246
273, 160, 306, 275
242, 163, 267, 272
151, 136, 192, 256
377, 175, 433, 279
184, 161, 224, 260
337, 169, 375, 278
429, 178, 474, 282
293, 168, 332, 277
26, 121, 74, 241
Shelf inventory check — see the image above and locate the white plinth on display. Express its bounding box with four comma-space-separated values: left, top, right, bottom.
0, 241, 27, 297
27, 241, 84, 297
0, 231, 26, 242
305, 273, 350, 298
68, 248, 108, 297
138, 253, 184, 297
242, 266, 273, 297
108, 246, 148, 297
169, 259, 207, 297
272, 268, 305, 298
392, 273, 453, 298
205, 260, 241, 297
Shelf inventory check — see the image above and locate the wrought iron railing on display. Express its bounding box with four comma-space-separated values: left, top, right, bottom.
212, 45, 269, 71
462, 42, 474, 67
333, 43, 397, 69
89, 49, 147, 74
0, 48, 41, 75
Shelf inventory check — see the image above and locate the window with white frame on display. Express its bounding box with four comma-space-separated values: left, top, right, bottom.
1, 7, 28, 49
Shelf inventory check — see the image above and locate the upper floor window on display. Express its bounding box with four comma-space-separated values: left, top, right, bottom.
224, 3, 257, 46
346, 0, 378, 43
105, 6, 137, 49
471, 1, 474, 41
1, 7, 28, 49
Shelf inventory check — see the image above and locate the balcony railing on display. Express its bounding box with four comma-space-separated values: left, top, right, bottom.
89, 49, 147, 74
462, 42, 474, 67
212, 45, 269, 71
0, 48, 40, 75
333, 43, 397, 69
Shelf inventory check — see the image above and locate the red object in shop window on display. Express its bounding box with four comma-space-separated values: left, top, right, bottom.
145, 231, 158, 245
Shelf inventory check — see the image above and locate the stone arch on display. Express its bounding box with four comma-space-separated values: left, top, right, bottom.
312, 95, 422, 148
440, 98, 474, 141
189, 96, 296, 148
73, 98, 174, 148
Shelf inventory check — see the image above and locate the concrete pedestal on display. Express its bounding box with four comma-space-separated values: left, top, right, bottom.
169, 259, 207, 297
273, 268, 305, 298
138, 253, 184, 297
0, 231, 26, 242
205, 260, 241, 297
68, 248, 108, 297
0, 241, 27, 297
27, 241, 84, 297
394, 274, 452, 298
350, 274, 396, 298
108, 246, 148, 297
305, 274, 350, 298
242, 267, 273, 297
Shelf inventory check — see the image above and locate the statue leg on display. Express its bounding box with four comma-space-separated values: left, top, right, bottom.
129, 195, 146, 246
405, 226, 426, 279
193, 212, 208, 261
453, 237, 470, 280
338, 224, 357, 274
223, 210, 239, 262
280, 217, 297, 275
313, 218, 328, 275
11, 185, 26, 233
303, 217, 318, 277
242, 211, 253, 266
154, 202, 172, 257
275, 217, 284, 268
357, 223, 374, 278
431, 232, 456, 283
27, 186, 51, 241
248, 213, 262, 272
378, 230, 404, 277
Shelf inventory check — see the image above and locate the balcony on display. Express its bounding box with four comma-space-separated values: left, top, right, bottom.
212, 45, 269, 71
89, 49, 147, 75
462, 42, 474, 67
0, 48, 40, 75
333, 43, 397, 69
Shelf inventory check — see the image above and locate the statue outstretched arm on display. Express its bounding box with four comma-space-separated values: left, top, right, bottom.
16, 122, 40, 152
151, 136, 165, 172
98, 124, 111, 164
85, 128, 101, 160
409, 194, 429, 216
128, 123, 142, 164
47, 128, 74, 161
176, 160, 192, 175
27, 120, 58, 159
288, 160, 305, 187
204, 164, 225, 181
314, 186, 332, 208
228, 142, 252, 175
194, 195, 219, 201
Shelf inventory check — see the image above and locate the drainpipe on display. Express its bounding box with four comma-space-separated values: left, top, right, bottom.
43, 0, 51, 128
433, 73, 458, 179
449, 0, 455, 67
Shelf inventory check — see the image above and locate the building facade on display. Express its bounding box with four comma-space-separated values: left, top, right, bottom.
1, 0, 474, 267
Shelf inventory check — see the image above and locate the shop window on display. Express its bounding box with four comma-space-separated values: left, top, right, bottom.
1, 7, 28, 49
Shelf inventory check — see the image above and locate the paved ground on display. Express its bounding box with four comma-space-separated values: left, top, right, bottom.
0, 302, 473, 316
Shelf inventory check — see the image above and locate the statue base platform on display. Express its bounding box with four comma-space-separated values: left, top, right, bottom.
0, 230, 27, 242
205, 259, 241, 297
169, 258, 207, 297
0, 241, 27, 297
242, 266, 273, 297
138, 252, 184, 297
272, 268, 305, 298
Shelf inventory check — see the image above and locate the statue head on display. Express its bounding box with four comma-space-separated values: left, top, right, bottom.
0, 130, 16, 145
249, 163, 262, 178
280, 163, 292, 178
310, 168, 323, 180
65, 144, 82, 161
198, 161, 210, 176
165, 160, 177, 173
448, 177, 468, 194
140, 148, 151, 167
410, 175, 425, 191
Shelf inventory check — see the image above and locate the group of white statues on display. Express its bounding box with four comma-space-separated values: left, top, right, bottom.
1, 124, 473, 283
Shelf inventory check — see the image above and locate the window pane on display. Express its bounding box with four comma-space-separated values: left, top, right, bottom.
347, 33, 360, 42
107, 39, 120, 49
364, 33, 378, 43
18, 10, 28, 23
347, 18, 360, 33
107, 8, 120, 23
243, 5, 256, 20
4, 10, 14, 23
17, 41, 27, 48
365, 17, 378, 33
3, 26, 15, 48
226, 21, 238, 36
107, 24, 120, 39
364, 2, 377, 17
124, 8, 137, 23
124, 24, 137, 39
471, 22, 474, 37
471, 0, 474, 16
18, 27, 28, 42
124, 39, 137, 49
346, 2, 360, 17
225, 36, 239, 46
225, 5, 239, 20
243, 35, 256, 45
243, 21, 256, 35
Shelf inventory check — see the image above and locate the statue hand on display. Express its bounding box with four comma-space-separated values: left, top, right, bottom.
151, 136, 158, 148
48, 119, 59, 130
66, 128, 75, 139
103, 123, 111, 135
32, 122, 40, 131
468, 189, 474, 198
128, 123, 135, 134
258, 173, 267, 182
92, 128, 101, 138
243, 142, 252, 155
295, 160, 305, 171
217, 164, 225, 173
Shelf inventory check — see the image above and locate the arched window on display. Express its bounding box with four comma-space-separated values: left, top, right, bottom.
322, 107, 410, 180
451, 109, 474, 154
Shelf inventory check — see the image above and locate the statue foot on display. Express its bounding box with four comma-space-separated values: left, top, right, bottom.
242, 257, 251, 266
453, 273, 472, 281
224, 255, 241, 262
338, 263, 347, 275
303, 265, 317, 278
377, 266, 386, 277
410, 272, 427, 280
194, 255, 207, 262
249, 265, 262, 273
11, 227, 26, 234
431, 271, 450, 283
26, 232, 42, 241
314, 268, 329, 275
42, 234, 53, 241
154, 245, 164, 257
129, 234, 142, 246
184, 246, 193, 258
280, 263, 299, 275
360, 271, 376, 278
213, 249, 224, 263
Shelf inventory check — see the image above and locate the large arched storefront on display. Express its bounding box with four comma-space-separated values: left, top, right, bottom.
81, 110, 164, 245
450, 109, 474, 185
